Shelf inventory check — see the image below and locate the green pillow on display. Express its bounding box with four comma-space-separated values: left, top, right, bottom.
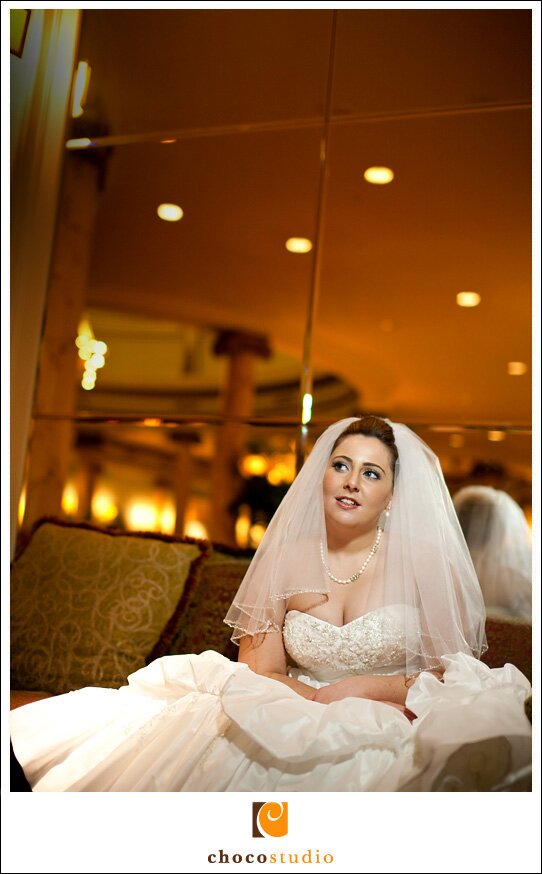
11, 521, 203, 694
148, 545, 253, 662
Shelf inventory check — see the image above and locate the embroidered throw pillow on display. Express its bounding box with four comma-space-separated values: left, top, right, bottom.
11, 521, 203, 694
147, 545, 253, 663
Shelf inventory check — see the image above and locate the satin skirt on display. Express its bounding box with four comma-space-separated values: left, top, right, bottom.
10, 651, 531, 791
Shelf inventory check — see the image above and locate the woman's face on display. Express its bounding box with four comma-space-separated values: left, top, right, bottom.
322, 434, 394, 532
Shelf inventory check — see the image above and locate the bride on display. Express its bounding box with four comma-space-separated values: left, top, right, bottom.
452, 485, 532, 622
10, 416, 532, 791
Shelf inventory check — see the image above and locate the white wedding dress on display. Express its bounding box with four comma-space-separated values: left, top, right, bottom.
10, 606, 532, 792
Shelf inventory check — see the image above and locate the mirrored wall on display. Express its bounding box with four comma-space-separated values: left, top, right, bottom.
17, 8, 532, 548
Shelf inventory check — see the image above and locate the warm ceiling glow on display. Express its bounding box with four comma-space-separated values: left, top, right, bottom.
62, 482, 79, 516
456, 292, 481, 308
126, 500, 158, 532
507, 361, 527, 376
267, 468, 282, 486
71, 60, 91, 118
363, 166, 394, 185
249, 522, 267, 548
184, 519, 209, 540
240, 454, 268, 477
267, 459, 296, 486
157, 203, 183, 222
91, 488, 118, 523
160, 138, 176, 144
285, 237, 313, 253
142, 418, 162, 427
488, 431, 506, 442
235, 505, 251, 549
159, 503, 177, 536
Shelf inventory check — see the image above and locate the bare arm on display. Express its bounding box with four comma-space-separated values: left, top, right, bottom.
313, 674, 408, 705
313, 669, 445, 706
238, 630, 316, 701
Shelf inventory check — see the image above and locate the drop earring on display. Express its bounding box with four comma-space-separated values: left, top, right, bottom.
380, 500, 392, 529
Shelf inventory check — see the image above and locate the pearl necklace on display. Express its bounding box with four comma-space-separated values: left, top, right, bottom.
320, 526, 383, 585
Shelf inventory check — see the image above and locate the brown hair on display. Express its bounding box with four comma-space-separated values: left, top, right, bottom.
331, 416, 398, 479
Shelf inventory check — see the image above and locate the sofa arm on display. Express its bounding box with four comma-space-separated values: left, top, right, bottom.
10, 690, 54, 710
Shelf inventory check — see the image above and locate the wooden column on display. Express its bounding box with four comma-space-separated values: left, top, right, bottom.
21, 149, 106, 534
210, 330, 270, 545
10, 10, 80, 556
172, 441, 193, 537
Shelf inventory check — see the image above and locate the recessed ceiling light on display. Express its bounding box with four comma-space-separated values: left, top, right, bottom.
488, 431, 506, 442
507, 361, 527, 376
65, 138, 92, 150
157, 203, 183, 222
456, 292, 481, 307
285, 237, 313, 253
363, 166, 394, 185
160, 138, 176, 144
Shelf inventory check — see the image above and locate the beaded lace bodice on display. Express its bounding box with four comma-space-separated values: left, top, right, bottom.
283, 606, 412, 683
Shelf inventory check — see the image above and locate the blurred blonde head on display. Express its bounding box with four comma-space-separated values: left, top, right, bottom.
453, 486, 531, 622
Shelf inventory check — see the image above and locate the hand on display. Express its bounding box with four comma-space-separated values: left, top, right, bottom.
312, 681, 417, 722
312, 676, 374, 704
381, 700, 418, 723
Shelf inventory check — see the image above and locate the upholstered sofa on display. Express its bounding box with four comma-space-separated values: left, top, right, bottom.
10, 517, 532, 791
10, 517, 532, 709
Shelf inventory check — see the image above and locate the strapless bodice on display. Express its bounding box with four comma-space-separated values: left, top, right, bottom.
283, 606, 413, 684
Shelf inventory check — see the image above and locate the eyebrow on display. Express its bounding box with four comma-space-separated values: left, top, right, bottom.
332, 454, 387, 474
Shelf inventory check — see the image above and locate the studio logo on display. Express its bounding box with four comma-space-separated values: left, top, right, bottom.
252, 801, 288, 838
207, 802, 334, 864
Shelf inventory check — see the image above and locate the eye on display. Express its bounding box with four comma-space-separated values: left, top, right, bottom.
364, 469, 381, 480
332, 460, 349, 472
